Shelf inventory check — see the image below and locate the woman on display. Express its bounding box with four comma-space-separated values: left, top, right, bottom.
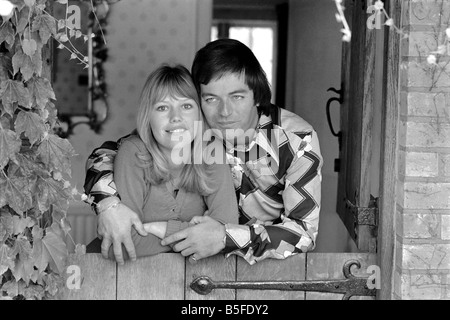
91, 64, 238, 259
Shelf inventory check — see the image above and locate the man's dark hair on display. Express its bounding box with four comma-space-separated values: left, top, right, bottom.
191, 39, 273, 116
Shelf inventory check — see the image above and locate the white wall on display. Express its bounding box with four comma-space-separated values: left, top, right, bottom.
64, 0, 212, 249
285, 0, 358, 252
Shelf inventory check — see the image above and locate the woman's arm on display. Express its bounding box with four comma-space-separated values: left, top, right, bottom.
114, 137, 172, 258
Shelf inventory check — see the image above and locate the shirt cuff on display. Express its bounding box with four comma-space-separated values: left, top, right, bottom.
223, 224, 250, 253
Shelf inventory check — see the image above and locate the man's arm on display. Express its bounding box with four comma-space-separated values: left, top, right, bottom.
84, 131, 147, 264
222, 132, 322, 264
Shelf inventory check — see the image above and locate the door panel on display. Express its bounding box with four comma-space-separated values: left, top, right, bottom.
61, 253, 377, 300
336, 0, 379, 252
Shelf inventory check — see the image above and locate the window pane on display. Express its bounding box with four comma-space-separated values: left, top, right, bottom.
229, 27, 274, 91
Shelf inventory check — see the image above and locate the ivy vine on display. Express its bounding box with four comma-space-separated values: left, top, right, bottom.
0, 0, 87, 300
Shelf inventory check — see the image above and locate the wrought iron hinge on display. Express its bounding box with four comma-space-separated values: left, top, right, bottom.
190, 260, 376, 300
345, 195, 379, 227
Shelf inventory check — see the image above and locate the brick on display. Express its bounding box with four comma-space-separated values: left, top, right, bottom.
400, 272, 442, 300
404, 182, 450, 209
406, 122, 450, 148
442, 154, 450, 177
408, 0, 450, 26
393, 270, 403, 298
404, 32, 444, 57
405, 152, 438, 177
406, 92, 447, 117
442, 215, 450, 240
403, 213, 440, 238
447, 274, 450, 299
405, 61, 450, 88
402, 244, 450, 270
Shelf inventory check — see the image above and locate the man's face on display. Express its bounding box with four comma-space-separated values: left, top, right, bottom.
200, 72, 259, 147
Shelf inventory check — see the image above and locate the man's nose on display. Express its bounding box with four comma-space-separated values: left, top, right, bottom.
219, 100, 232, 117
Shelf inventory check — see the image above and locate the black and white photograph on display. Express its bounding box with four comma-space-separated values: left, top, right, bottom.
0, 0, 449, 305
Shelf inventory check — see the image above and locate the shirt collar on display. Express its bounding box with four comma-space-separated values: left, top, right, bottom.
224, 113, 280, 165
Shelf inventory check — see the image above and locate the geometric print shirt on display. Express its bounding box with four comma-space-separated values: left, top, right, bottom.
217, 105, 323, 264
83, 105, 322, 265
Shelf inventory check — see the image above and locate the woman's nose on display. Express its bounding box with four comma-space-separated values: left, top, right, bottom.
169, 107, 182, 122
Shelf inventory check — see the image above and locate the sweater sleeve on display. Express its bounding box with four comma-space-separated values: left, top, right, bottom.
114, 137, 172, 257
203, 164, 239, 225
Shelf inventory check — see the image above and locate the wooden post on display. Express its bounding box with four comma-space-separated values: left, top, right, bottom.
378, 0, 402, 300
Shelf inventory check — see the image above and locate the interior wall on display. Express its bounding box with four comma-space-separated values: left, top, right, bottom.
64, 0, 212, 248
285, 0, 358, 252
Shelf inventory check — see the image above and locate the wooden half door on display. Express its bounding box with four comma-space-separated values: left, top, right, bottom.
60, 253, 378, 300
335, 0, 384, 252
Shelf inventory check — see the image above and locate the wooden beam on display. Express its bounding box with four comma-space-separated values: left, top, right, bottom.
378, 0, 403, 300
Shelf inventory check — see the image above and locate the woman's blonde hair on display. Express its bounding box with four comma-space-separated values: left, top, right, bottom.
136, 64, 213, 195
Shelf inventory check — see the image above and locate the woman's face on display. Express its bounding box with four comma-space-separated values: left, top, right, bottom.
149, 94, 200, 159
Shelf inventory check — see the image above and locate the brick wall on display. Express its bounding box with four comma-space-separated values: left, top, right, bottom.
394, 0, 450, 300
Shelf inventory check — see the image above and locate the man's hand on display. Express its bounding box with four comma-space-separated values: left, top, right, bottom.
97, 202, 148, 264
161, 216, 226, 261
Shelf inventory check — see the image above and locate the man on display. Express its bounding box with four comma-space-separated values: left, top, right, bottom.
84, 39, 322, 265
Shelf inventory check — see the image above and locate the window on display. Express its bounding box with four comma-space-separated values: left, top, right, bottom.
211, 22, 277, 101
211, 0, 288, 106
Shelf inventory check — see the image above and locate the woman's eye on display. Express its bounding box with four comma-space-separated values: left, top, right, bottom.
182, 104, 193, 109
156, 105, 168, 111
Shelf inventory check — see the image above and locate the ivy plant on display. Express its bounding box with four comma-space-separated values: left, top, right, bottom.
0, 0, 87, 300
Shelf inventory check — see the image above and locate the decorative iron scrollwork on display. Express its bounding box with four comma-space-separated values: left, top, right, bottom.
190, 259, 376, 300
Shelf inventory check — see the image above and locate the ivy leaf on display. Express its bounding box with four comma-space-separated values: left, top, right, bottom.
32, 225, 43, 240
0, 79, 32, 111
0, 175, 33, 215
15, 110, 47, 146
0, 244, 15, 277
27, 77, 56, 110
43, 272, 63, 297
15, 6, 30, 34
19, 281, 45, 300
41, 225, 68, 274
16, 152, 49, 178
0, 212, 14, 241
32, 237, 46, 272
0, 53, 12, 81
43, 101, 58, 129
31, 13, 57, 45
37, 133, 76, 174
12, 216, 35, 235
12, 255, 35, 285
0, 123, 21, 170
35, 176, 71, 213
12, 235, 33, 260
1, 280, 18, 297
22, 39, 38, 57
0, 22, 15, 47
12, 50, 35, 81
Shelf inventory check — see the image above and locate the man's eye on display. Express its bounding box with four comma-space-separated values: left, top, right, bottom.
233, 95, 244, 100
204, 97, 217, 103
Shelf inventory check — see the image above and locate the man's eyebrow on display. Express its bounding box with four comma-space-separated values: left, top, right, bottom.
201, 89, 249, 97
